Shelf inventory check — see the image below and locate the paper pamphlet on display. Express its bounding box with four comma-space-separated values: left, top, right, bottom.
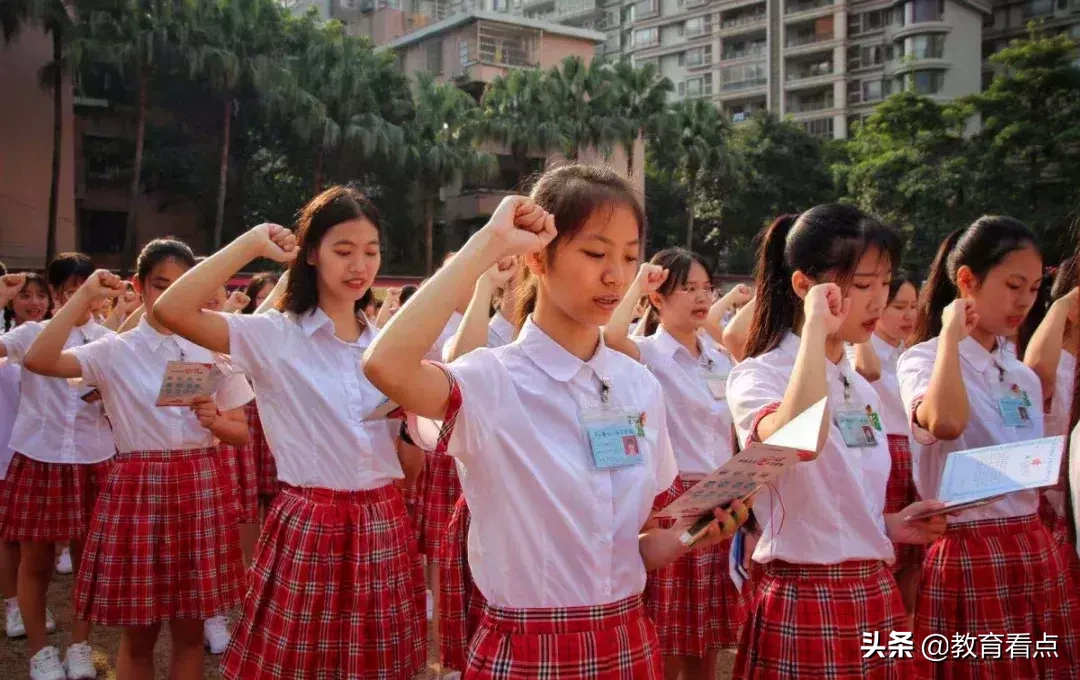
155, 361, 226, 407
654, 398, 828, 542
908, 435, 1064, 520
728, 529, 749, 593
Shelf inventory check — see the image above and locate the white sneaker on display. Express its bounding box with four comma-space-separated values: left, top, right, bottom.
56, 548, 73, 575
64, 642, 97, 679
45, 608, 56, 633
29, 646, 66, 680
6, 599, 24, 638
204, 615, 230, 655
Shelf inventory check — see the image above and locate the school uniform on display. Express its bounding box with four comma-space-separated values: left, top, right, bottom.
0, 320, 115, 543
0, 348, 21, 490
64, 318, 250, 625
727, 333, 906, 679
634, 327, 746, 656
219, 309, 425, 680
848, 334, 922, 574
898, 337, 1079, 678
1042, 351, 1074, 551
411, 317, 677, 678
247, 400, 279, 499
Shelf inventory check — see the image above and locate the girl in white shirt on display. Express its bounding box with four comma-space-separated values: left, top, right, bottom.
897, 216, 1078, 678
0, 253, 116, 680
725, 207, 945, 680
604, 248, 745, 680
153, 186, 427, 680
0, 272, 52, 643
849, 274, 922, 617
364, 165, 748, 679
23, 239, 253, 680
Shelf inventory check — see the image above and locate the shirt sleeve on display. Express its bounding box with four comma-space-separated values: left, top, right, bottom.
648, 389, 679, 497
630, 336, 661, 369
0, 321, 41, 364
726, 358, 787, 449
896, 343, 936, 446
225, 312, 286, 381
408, 349, 500, 462
214, 372, 255, 411
67, 332, 119, 388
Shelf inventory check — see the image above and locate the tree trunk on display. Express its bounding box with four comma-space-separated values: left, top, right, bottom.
685, 177, 696, 250
45, 26, 62, 266
212, 98, 232, 250
313, 145, 324, 195
423, 191, 435, 276
124, 68, 148, 264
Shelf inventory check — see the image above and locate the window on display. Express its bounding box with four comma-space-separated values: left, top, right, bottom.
683, 73, 713, 97
866, 10, 883, 29
425, 39, 443, 74
848, 79, 862, 103
633, 27, 659, 47
685, 45, 712, 66
905, 33, 945, 59
909, 0, 943, 23
1023, 0, 1053, 16
910, 69, 945, 94
633, 0, 657, 18
863, 79, 883, 101
80, 209, 127, 254
720, 61, 767, 90
849, 44, 883, 70
801, 118, 834, 138
685, 16, 709, 36
848, 14, 862, 36
459, 38, 470, 66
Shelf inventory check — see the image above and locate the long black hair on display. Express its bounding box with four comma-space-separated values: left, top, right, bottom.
912, 216, 1046, 355
745, 205, 900, 358
888, 273, 919, 305
640, 247, 714, 336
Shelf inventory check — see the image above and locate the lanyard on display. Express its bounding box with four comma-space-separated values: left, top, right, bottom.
597, 375, 611, 404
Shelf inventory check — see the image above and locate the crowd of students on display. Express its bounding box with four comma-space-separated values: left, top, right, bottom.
0, 162, 1077, 680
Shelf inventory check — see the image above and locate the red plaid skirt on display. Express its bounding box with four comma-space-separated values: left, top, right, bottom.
914, 515, 1080, 679
0, 453, 114, 542
465, 594, 662, 679
74, 448, 243, 625
416, 451, 461, 560
221, 483, 426, 680
734, 560, 909, 679
885, 434, 924, 573
247, 402, 279, 498
1046, 511, 1080, 588
217, 442, 259, 524
439, 496, 488, 671
644, 476, 746, 657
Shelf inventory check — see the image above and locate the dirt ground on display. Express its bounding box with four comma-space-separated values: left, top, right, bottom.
0, 572, 737, 679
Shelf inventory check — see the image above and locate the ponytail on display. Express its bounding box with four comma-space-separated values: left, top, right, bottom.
912, 228, 965, 345
510, 262, 538, 338
641, 303, 661, 336
745, 215, 799, 358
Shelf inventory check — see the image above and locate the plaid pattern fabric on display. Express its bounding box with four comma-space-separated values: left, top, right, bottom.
217, 441, 259, 524
464, 595, 663, 679
246, 401, 279, 498
885, 434, 923, 573
439, 496, 488, 671
0, 453, 115, 542
733, 560, 909, 679
915, 515, 1080, 679
74, 448, 244, 626
417, 452, 461, 561
221, 483, 427, 680
645, 476, 747, 657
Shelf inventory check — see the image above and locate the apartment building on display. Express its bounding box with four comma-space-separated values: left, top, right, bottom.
982, 0, 1080, 88
623, 0, 989, 139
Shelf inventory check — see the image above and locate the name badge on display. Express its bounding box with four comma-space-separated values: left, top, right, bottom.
996, 385, 1034, 429
581, 407, 646, 470
701, 369, 728, 401
834, 409, 878, 448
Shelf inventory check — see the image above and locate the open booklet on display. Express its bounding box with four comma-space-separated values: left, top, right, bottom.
653, 397, 829, 546
155, 361, 228, 407
907, 435, 1065, 520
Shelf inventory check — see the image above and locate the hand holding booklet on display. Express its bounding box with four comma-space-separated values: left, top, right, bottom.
908, 435, 1065, 520
653, 397, 829, 546
155, 361, 227, 407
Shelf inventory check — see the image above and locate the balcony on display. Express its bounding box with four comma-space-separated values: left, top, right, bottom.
719, 12, 767, 35
787, 94, 835, 113
686, 23, 713, 39
785, 0, 833, 14
721, 76, 768, 92
722, 43, 767, 60
785, 30, 834, 47
786, 60, 833, 81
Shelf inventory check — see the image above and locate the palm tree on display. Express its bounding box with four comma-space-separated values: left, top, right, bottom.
479, 68, 564, 187
666, 98, 729, 248
546, 56, 617, 161
68, 0, 193, 261
605, 58, 672, 177
3, 0, 74, 266
404, 74, 495, 275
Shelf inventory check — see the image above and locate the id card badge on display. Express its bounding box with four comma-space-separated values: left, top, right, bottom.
580, 406, 646, 470
701, 368, 729, 401
995, 383, 1034, 429
834, 409, 878, 448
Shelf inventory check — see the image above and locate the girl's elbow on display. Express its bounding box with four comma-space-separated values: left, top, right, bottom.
928, 415, 967, 441
22, 352, 46, 376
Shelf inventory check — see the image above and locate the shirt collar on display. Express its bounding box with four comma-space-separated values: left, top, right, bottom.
134, 316, 179, 353
489, 311, 514, 345
652, 326, 707, 364
296, 307, 376, 347
778, 331, 851, 379
518, 316, 611, 383
870, 332, 903, 362
959, 336, 998, 374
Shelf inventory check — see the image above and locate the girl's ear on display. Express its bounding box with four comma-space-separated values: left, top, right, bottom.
791, 270, 813, 301
647, 291, 663, 312
525, 250, 547, 277
956, 265, 976, 297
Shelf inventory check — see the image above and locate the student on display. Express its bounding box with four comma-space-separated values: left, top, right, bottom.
363, 165, 748, 678
725, 207, 946, 679
0, 272, 53, 642
0, 254, 117, 680
848, 274, 922, 617
22, 239, 252, 680
721, 295, 756, 362
240, 272, 279, 314
152, 186, 427, 679
898, 216, 1078, 678
604, 248, 746, 680
1025, 257, 1079, 437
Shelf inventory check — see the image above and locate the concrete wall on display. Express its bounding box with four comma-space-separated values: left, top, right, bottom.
0, 26, 77, 270
941, 1, 984, 101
